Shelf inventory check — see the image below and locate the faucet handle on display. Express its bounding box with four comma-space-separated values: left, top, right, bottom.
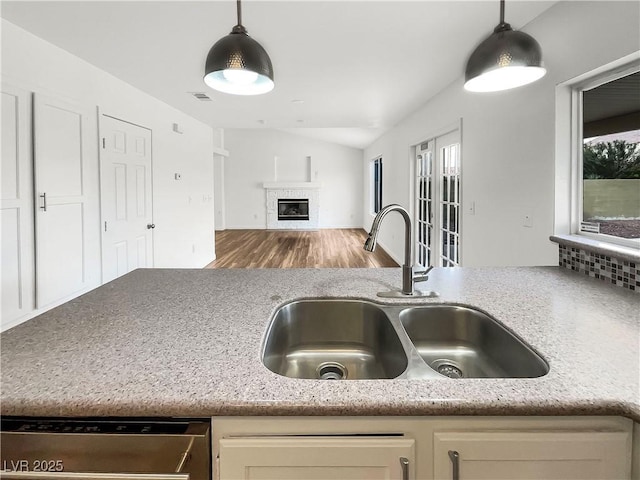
413, 265, 434, 283
414, 265, 434, 275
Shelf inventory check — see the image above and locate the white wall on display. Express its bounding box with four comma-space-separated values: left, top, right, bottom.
214, 155, 226, 231
1, 19, 215, 268
224, 129, 363, 229
363, 1, 640, 267
1, 19, 215, 330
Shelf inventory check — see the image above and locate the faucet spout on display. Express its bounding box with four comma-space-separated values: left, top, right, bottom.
363, 234, 377, 252
363, 204, 438, 298
364, 204, 412, 261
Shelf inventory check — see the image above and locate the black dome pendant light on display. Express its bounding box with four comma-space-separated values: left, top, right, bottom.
204, 0, 274, 95
464, 0, 546, 92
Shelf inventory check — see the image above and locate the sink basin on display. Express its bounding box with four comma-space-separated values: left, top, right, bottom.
262, 300, 408, 379
262, 300, 549, 380
399, 305, 549, 378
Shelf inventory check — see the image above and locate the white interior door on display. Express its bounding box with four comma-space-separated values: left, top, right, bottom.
33, 94, 96, 308
100, 115, 153, 283
1, 84, 34, 327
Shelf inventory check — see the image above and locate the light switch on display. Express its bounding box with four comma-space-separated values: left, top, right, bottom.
524, 214, 533, 228
468, 201, 476, 215
174, 173, 182, 180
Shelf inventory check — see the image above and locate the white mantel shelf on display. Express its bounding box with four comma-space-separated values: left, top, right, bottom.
263, 182, 322, 189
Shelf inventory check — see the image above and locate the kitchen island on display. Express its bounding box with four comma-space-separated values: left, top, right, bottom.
1, 267, 638, 421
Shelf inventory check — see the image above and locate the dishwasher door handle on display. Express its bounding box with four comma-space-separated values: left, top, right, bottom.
0, 473, 190, 480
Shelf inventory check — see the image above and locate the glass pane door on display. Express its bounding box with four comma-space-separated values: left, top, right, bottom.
415, 142, 434, 268
437, 137, 461, 267
414, 129, 461, 268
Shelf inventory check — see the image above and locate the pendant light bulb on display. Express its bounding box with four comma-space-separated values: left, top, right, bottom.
464, 0, 545, 92
222, 69, 259, 85
204, 0, 274, 95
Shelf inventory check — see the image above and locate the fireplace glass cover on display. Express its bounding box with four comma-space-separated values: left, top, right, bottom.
278, 199, 309, 221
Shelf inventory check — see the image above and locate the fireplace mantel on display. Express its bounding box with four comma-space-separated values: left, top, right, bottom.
263, 182, 322, 189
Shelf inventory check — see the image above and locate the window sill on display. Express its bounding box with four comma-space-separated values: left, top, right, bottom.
550, 234, 640, 263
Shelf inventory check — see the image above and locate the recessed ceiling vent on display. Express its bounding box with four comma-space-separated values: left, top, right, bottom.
190, 92, 212, 101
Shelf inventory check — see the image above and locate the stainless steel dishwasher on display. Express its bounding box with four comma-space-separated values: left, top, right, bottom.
0, 418, 210, 480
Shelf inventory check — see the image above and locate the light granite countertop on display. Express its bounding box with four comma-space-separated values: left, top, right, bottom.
1, 267, 638, 420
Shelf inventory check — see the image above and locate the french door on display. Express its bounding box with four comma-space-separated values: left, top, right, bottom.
415, 129, 461, 268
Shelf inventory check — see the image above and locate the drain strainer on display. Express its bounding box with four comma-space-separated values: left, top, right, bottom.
316, 362, 348, 380
431, 359, 464, 379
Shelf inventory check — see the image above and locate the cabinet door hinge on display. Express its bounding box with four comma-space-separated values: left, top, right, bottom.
102, 138, 106, 149
104, 221, 107, 232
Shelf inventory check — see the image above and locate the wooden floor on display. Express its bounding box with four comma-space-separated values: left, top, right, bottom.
206, 229, 398, 268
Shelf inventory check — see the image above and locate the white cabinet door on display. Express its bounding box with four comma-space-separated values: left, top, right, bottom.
33, 94, 99, 308
433, 431, 631, 480
99, 115, 153, 283
1, 84, 34, 328
219, 436, 415, 480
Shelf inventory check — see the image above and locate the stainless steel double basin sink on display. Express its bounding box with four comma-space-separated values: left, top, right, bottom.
262, 299, 548, 380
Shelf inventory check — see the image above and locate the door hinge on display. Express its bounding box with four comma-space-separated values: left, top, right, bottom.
104, 221, 107, 232
102, 138, 106, 149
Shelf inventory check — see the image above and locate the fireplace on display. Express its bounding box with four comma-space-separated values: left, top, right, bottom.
264, 183, 320, 230
278, 199, 309, 221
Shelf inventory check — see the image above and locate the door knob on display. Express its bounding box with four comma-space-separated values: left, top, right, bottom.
147, 223, 156, 229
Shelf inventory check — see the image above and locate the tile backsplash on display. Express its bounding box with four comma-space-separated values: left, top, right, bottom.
559, 244, 639, 292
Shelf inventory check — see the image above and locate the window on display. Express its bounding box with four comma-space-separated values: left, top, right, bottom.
559, 55, 640, 250
581, 71, 640, 243
371, 157, 383, 214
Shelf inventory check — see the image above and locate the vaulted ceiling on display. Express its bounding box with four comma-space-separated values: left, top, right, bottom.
1, 1, 556, 148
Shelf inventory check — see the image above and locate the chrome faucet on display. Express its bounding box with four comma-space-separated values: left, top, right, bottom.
364, 204, 438, 298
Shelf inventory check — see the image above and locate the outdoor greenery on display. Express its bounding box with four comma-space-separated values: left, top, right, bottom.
583, 140, 640, 179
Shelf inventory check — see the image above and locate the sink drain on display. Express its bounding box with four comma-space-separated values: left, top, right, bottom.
431, 359, 463, 379
316, 362, 348, 380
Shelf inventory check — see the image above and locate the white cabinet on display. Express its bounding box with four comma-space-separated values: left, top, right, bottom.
219, 436, 414, 480
433, 431, 631, 480
0, 87, 101, 329
212, 416, 633, 480
33, 93, 100, 309
1, 84, 35, 329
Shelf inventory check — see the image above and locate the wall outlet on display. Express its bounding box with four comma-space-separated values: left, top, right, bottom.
174, 173, 182, 180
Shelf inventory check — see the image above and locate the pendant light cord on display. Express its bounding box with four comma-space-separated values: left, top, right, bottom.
494, 0, 510, 32
236, 0, 242, 27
